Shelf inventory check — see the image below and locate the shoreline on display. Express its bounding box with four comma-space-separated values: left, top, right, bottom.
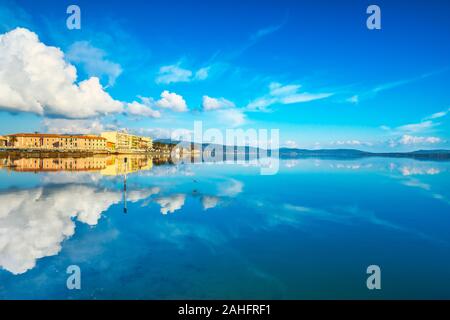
0, 150, 155, 157
1, 148, 450, 162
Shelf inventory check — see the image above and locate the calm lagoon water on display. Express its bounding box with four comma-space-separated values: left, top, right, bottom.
0, 155, 449, 299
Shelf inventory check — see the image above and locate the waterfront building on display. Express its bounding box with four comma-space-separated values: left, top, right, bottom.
2, 132, 154, 154
106, 141, 116, 153
5, 133, 107, 152
101, 131, 152, 153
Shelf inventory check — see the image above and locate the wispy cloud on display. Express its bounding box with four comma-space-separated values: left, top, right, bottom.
380, 108, 449, 148
194, 67, 210, 80
247, 82, 333, 111
66, 41, 123, 87
250, 23, 284, 42
155, 62, 210, 84
382, 107, 449, 136
155, 64, 192, 84
424, 107, 450, 120
396, 120, 437, 133
347, 69, 447, 104
226, 18, 287, 61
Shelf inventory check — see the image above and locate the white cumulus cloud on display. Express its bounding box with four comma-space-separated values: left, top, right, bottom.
155, 90, 188, 112
398, 135, 441, 145
127, 100, 161, 118
0, 28, 123, 118
331, 140, 373, 147
202, 95, 235, 111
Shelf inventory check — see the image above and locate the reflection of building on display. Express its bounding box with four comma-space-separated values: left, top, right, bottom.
101, 155, 153, 176
0, 136, 7, 148
101, 131, 152, 153
9, 156, 109, 172
0, 157, 7, 169
5, 133, 107, 152
1, 155, 155, 174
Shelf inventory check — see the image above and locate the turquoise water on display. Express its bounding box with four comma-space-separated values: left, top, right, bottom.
0, 157, 449, 299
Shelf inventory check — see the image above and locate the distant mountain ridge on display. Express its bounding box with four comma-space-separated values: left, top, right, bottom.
154, 139, 450, 160
278, 148, 450, 160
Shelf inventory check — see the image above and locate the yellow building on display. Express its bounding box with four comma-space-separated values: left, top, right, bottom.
106, 141, 116, 153
101, 131, 152, 153
5, 133, 107, 152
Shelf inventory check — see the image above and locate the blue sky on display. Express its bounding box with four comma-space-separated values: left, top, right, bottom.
0, 0, 449, 151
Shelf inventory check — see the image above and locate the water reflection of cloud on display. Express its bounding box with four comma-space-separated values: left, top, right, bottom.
41, 172, 103, 185
140, 177, 244, 215
141, 164, 194, 177
260, 201, 449, 246
329, 163, 374, 170
218, 179, 243, 197
2, 158, 448, 280
283, 160, 299, 168
401, 178, 431, 190
155, 194, 186, 215
386, 162, 449, 205
399, 166, 440, 176
0, 185, 157, 275
201, 196, 220, 210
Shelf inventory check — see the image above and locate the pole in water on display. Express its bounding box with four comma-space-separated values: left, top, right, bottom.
123, 157, 128, 214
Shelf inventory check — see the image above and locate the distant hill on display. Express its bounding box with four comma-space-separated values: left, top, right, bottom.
278, 148, 450, 160
154, 140, 450, 161
154, 140, 261, 154
278, 148, 368, 157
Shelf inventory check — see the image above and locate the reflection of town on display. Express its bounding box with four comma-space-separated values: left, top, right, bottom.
0, 154, 177, 175
0, 165, 241, 275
